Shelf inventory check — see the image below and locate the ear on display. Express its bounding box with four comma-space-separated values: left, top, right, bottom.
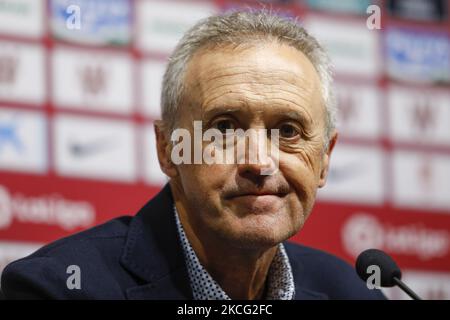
154, 120, 178, 178
318, 131, 338, 188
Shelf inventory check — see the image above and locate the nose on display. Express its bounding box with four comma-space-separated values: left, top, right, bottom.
236, 129, 278, 178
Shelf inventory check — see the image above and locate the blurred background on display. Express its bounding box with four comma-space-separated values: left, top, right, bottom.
0, 0, 449, 299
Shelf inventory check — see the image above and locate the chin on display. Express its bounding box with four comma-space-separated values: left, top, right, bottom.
219, 216, 299, 250
227, 232, 288, 250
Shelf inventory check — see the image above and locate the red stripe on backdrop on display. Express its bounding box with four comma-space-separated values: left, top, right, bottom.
292, 201, 450, 272
0, 171, 160, 243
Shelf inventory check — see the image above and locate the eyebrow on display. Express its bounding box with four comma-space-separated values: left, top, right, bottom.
202, 105, 312, 126
202, 106, 241, 120
282, 110, 311, 125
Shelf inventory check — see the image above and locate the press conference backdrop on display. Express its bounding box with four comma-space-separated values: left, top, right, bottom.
0, 0, 449, 299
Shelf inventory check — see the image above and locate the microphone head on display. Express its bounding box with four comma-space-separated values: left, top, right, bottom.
355, 248, 402, 287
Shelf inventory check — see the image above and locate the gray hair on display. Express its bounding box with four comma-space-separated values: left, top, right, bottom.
160, 9, 336, 148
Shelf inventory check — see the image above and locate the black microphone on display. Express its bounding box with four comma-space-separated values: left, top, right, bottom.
355, 248, 422, 300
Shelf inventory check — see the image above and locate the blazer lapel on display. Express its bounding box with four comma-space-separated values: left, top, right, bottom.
285, 243, 329, 300
120, 184, 193, 300
125, 266, 192, 300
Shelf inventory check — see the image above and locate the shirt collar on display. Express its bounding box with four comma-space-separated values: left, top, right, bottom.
174, 206, 295, 300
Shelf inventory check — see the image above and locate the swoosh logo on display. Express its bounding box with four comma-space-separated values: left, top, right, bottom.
328, 162, 364, 182
68, 137, 116, 158
0, 114, 23, 154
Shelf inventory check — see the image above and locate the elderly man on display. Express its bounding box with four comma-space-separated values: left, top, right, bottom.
1, 10, 384, 300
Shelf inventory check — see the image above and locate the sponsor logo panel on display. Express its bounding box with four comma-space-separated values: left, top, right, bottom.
304, 15, 380, 78
388, 86, 450, 147
53, 115, 137, 182
392, 150, 450, 211
0, 108, 47, 173
385, 27, 449, 83
50, 0, 132, 45
335, 82, 383, 140
0, 41, 45, 104
0, 0, 44, 38
52, 47, 134, 115
317, 144, 385, 204
136, 0, 218, 54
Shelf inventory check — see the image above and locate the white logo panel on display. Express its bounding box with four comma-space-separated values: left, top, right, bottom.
304, 15, 380, 78
54, 115, 137, 182
317, 144, 385, 204
392, 150, 450, 211
0, 108, 47, 173
335, 82, 383, 139
52, 47, 134, 115
136, 0, 218, 53
388, 86, 450, 147
0, 0, 44, 38
0, 41, 45, 104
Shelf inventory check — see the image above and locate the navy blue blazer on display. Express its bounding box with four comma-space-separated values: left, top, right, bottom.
1, 184, 385, 300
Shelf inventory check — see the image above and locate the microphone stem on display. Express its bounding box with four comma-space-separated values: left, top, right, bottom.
393, 277, 422, 300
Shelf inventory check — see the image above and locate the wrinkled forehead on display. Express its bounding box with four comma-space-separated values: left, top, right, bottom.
181, 42, 324, 119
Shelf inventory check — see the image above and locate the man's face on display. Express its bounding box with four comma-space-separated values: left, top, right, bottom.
158, 42, 336, 249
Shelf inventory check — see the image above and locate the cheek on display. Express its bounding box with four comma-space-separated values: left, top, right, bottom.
177, 163, 233, 194
177, 164, 238, 221
278, 152, 321, 206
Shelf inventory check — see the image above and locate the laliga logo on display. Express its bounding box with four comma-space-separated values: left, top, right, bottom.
0, 185, 13, 229
342, 214, 384, 258
0, 184, 95, 231
343, 213, 449, 261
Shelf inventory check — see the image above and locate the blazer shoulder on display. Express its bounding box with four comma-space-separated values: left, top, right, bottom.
28, 215, 132, 258
284, 241, 352, 268
284, 241, 386, 300
1, 216, 133, 299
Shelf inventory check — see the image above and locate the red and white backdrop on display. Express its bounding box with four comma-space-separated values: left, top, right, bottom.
0, 0, 449, 299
